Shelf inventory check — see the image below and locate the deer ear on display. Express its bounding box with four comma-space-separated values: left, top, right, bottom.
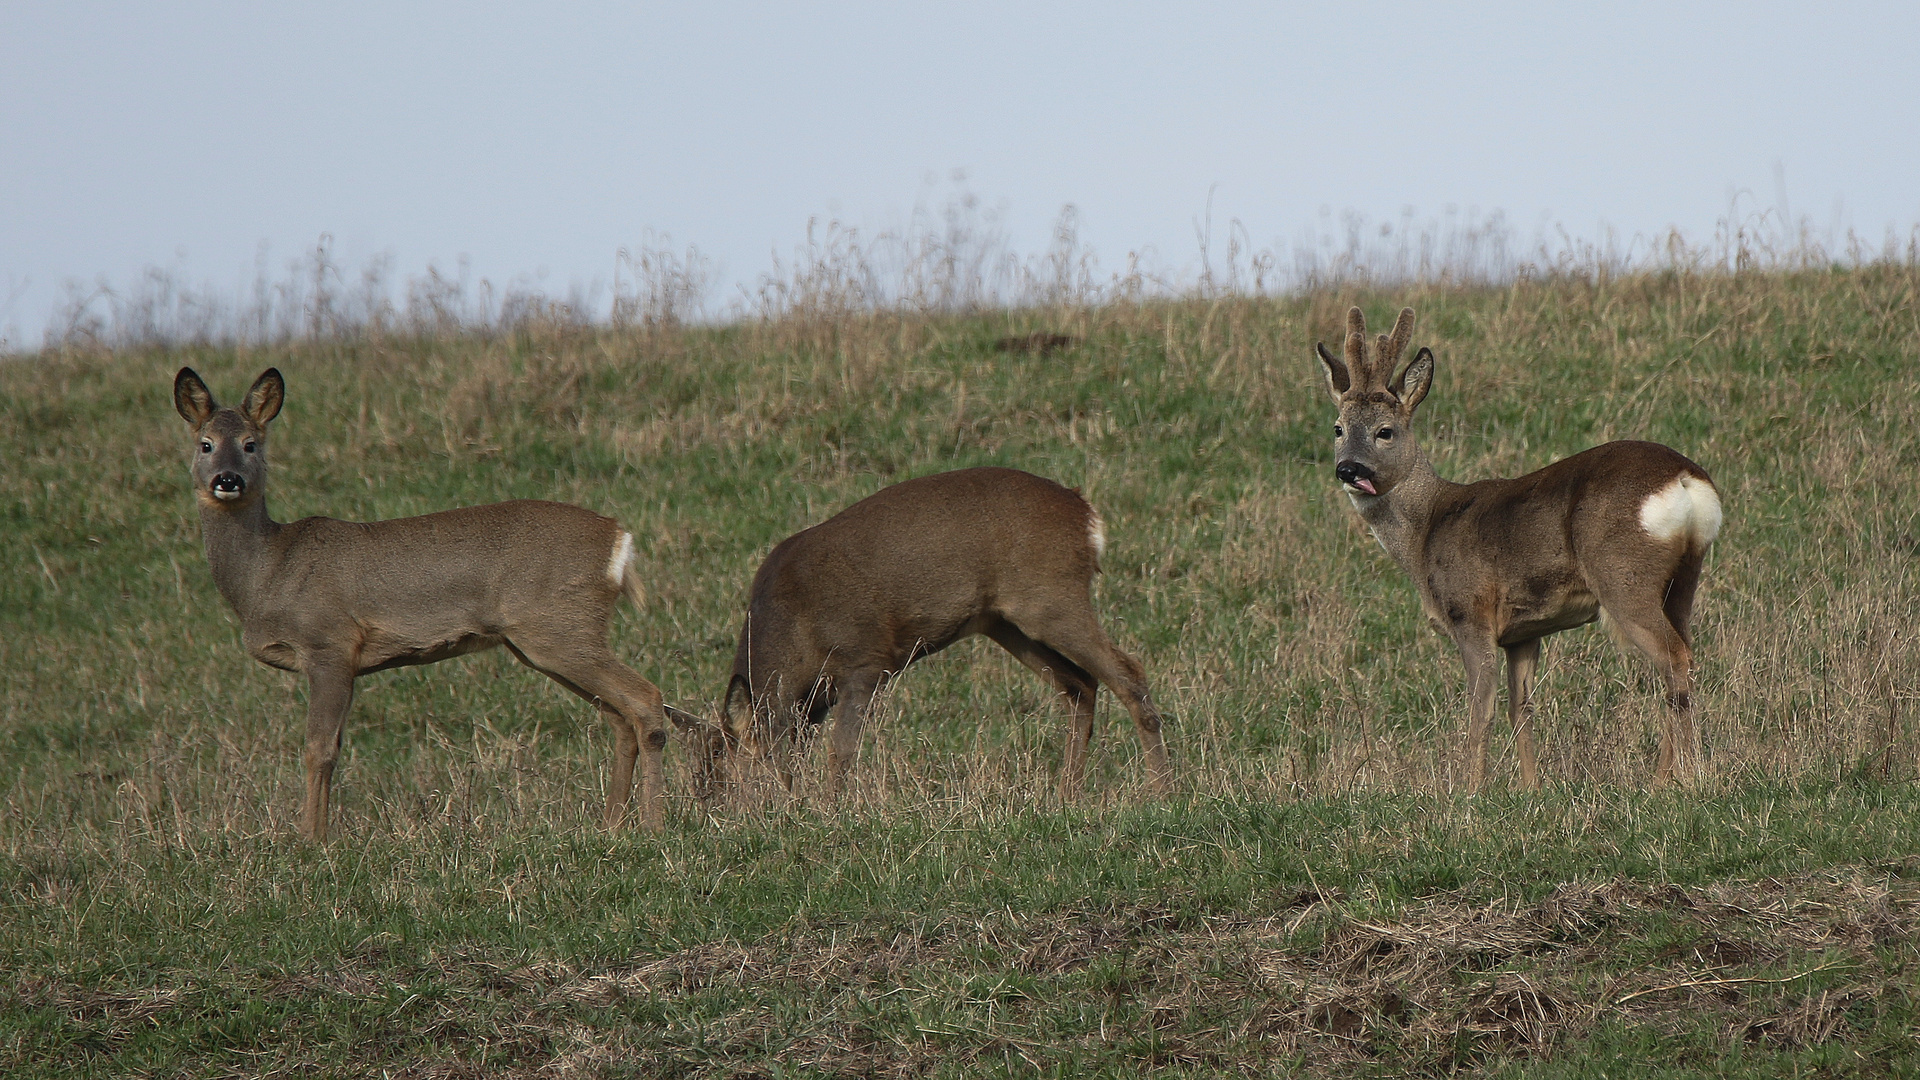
242, 368, 284, 426
1394, 347, 1434, 411
1316, 341, 1351, 402
720, 674, 752, 741
174, 367, 217, 425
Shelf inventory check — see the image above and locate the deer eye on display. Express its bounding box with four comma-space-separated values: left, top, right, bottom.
1333, 425, 1344, 438
243, 440, 256, 453
1376, 427, 1394, 441
199, 440, 213, 453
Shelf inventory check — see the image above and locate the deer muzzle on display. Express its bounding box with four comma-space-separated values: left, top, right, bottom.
209, 472, 246, 501
1335, 460, 1379, 496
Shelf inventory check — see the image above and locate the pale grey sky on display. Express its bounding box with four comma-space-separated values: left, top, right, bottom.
4, 1, 1917, 345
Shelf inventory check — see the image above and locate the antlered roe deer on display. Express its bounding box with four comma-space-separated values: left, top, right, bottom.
687, 467, 1170, 799
173, 367, 672, 840
1314, 308, 1722, 791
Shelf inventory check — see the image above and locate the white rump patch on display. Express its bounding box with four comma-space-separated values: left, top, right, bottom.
605, 531, 635, 587
1639, 476, 1723, 547
1087, 511, 1107, 561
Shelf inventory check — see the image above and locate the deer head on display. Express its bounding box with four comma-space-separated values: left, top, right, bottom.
666, 706, 737, 804
175, 367, 284, 510
1315, 307, 1433, 500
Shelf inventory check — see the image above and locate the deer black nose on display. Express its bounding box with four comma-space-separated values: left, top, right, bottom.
210, 472, 246, 498
1335, 461, 1374, 486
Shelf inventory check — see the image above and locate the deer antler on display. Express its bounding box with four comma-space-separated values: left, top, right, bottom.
1343, 307, 1375, 389
1319, 306, 1424, 400
1380, 307, 1415, 371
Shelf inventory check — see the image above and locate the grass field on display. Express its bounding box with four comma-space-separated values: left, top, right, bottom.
3, 258, 1919, 1075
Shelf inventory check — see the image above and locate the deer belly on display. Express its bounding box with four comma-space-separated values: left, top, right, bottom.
1498, 589, 1600, 645
357, 629, 504, 672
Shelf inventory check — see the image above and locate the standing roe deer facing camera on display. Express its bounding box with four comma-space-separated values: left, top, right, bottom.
1314, 307, 1722, 791
678, 467, 1171, 800
174, 367, 672, 840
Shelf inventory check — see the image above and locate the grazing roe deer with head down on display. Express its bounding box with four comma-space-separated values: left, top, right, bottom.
174, 367, 671, 840
1314, 307, 1722, 791
681, 467, 1170, 800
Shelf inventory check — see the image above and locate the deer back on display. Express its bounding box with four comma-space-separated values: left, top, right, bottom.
264, 502, 630, 657
1424, 442, 1717, 556
727, 467, 1101, 717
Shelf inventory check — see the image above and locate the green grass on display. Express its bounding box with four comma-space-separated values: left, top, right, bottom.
7, 790, 1920, 1075
4, 264, 1920, 1074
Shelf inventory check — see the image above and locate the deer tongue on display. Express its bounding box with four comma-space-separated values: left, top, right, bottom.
1355, 477, 1378, 496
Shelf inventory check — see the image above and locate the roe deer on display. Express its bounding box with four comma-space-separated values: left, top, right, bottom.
687, 467, 1170, 799
174, 367, 671, 840
1314, 307, 1722, 791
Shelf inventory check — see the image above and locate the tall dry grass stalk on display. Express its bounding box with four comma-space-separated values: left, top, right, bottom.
34, 196, 1917, 356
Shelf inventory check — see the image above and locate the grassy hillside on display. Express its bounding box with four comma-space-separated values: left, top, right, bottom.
3, 265, 1918, 1075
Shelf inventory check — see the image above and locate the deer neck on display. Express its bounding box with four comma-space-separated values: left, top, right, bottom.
198, 494, 285, 617
1349, 451, 1448, 575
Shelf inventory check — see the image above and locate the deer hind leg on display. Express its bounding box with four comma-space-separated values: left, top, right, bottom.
1661, 552, 1707, 784
1663, 549, 1705, 644
1595, 589, 1700, 787
505, 638, 668, 830
594, 700, 643, 827
1505, 639, 1543, 792
985, 621, 1099, 799
301, 661, 356, 842
1008, 609, 1170, 794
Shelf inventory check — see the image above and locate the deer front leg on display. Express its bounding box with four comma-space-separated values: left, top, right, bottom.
1505, 639, 1543, 792
1454, 634, 1501, 794
826, 676, 879, 797
767, 731, 798, 794
301, 662, 356, 842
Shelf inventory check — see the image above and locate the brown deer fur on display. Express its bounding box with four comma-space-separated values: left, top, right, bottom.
1314, 308, 1722, 790
173, 367, 670, 839
694, 467, 1170, 798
